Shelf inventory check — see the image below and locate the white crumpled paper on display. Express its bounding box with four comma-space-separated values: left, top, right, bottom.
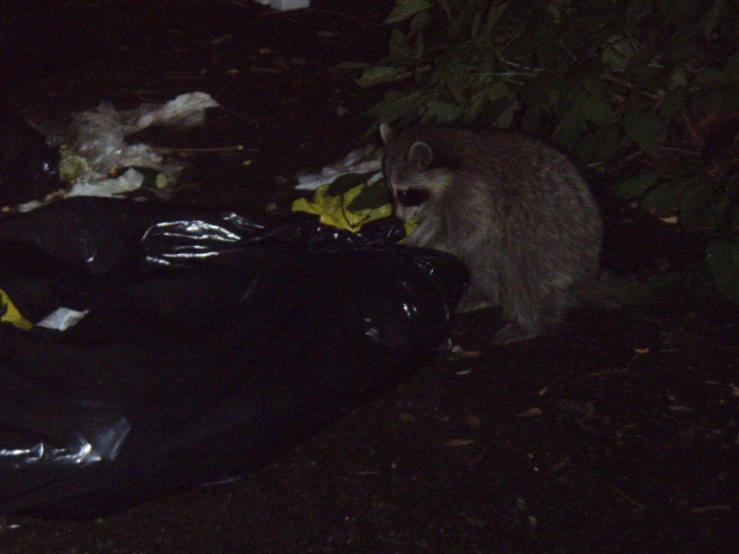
69, 91, 220, 183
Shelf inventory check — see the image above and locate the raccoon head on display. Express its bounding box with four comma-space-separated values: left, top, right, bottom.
380, 123, 448, 222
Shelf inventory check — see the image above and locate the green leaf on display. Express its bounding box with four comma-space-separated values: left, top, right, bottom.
388, 28, 411, 59
437, 0, 452, 20
364, 90, 424, 122
331, 62, 371, 71
659, 87, 686, 119
690, 88, 725, 117
385, 0, 434, 24
720, 81, 739, 111
443, 75, 468, 105
423, 100, 462, 123
552, 101, 587, 147
469, 90, 489, 119
623, 108, 662, 158
699, 0, 727, 41
577, 123, 622, 163
520, 104, 541, 134
411, 37, 423, 60
470, 7, 483, 39
693, 68, 723, 87
601, 35, 637, 71
613, 173, 659, 199
632, 65, 662, 88
679, 182, 713, 232
706, 238, 739, 305
346, 182, 393, 211
640, 178, 690, 212
582, 96, 615, 125
494, 98, 519, 129
355, 66, 404, 88
483, 2, 508, 38
487, 80, 510, 103
409, 9, 433, 35
449, 3, 476, 39
721, 49, 739, 79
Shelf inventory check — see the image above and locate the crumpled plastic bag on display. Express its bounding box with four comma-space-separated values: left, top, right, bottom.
69, 91, 219, 178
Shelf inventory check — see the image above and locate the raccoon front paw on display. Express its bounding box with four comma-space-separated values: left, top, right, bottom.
493, 322, 541, 345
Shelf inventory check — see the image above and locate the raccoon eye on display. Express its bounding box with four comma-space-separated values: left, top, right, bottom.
396, 188, 430, 207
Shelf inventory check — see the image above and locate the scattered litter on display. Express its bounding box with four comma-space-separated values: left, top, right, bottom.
3, 91, 223, 213
0, 289, 32, 330
65, 167, 144, 198
254, 0, 310, 11
295, 145, 381, 190
36, 307, 90, 331
70, 91, 219, 178
517, 407, 543, 418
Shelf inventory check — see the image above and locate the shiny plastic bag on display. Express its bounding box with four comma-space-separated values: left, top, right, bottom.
0, 197, 468, 519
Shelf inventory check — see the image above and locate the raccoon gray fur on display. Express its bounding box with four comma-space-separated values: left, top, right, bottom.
380, 123, 610, 345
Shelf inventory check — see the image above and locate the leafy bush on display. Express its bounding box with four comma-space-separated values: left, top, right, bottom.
346, 0, 739, 303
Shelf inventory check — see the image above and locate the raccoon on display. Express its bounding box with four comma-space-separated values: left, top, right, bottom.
380, 123, 607, 344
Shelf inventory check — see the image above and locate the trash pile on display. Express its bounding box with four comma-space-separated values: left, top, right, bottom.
0, 91, 471, 519
0, 92, 219, 213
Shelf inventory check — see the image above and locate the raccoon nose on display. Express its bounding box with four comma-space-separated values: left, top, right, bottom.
396, 188, 431, 207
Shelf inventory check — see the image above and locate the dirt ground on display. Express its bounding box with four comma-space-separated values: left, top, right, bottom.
1, 1, 738, 552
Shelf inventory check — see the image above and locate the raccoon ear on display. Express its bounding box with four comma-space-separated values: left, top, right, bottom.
408, 141, 433, 169
379, 123, 393, 145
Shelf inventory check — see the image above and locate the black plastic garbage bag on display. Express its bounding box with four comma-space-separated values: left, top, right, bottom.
0, 197, 468, 519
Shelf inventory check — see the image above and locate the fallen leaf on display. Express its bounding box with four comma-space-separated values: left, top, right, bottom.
249, 66, 283, 74
464, 415, 482, 429
517, 407, 543, 418
446, 439, 475, 447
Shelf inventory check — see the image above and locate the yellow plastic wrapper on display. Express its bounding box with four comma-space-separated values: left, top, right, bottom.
1, 289, 33, 330
292, 173, 419, 237
292, 174, 392, 232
